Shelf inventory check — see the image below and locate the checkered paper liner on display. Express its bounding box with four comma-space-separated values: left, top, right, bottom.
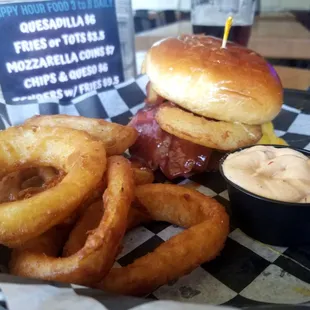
0, 75, 310, 310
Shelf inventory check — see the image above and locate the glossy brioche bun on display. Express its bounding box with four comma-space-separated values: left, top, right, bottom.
144, 35, 283, 125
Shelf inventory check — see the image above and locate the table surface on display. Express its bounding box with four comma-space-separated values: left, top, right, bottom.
131, 0, 310, 12
274, 66, 310, 91
135, 14, 310, 60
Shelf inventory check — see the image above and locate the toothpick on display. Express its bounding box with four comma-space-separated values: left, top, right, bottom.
221, 16, 233, 49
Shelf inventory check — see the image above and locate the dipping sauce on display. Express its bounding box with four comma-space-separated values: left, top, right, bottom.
222, 145, 310, 203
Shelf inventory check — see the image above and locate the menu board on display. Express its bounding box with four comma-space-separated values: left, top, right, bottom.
0, 0, 124, 103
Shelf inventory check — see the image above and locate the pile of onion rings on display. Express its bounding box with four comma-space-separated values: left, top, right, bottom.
0, 114, 229, 296
10, 156, 135, 285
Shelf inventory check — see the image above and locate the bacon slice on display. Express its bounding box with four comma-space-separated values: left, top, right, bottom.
128, 103, 213, 179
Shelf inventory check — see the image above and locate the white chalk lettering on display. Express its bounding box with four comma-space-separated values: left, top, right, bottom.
48, 38, 61, 48
13, 38, 47, 54
63, 87, 74, 97
86, 30, 105, 42
19, 16, 85, 33
23, 73, 57, 89
5, 5, 122, 103
68, 65, 97, 80
0, 5, 18, 17
61, 32, 87, 45
6, 52, 79, 73
79, 46, 105, 60
98, 62, 108, 73
20, 3, 46, 15
46, 1, 70, 13
105, 45, 115, 56
84, 14, 96, 26
78, 79, 102, 94
12, 88, 64, 102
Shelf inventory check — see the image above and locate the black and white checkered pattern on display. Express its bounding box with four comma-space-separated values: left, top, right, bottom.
0, 75, 148, 130
0, 75, 310, 310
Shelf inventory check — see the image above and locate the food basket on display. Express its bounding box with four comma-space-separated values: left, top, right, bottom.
0, 75, 310, 309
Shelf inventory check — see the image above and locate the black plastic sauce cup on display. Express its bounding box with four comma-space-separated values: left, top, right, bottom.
219, 144, 310, 246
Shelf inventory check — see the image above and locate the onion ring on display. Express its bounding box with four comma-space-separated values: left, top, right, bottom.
132, 167, 154, 185
18, 170, 65, 200
0, 126, 106, 247
156, 105, 262, 150
0, 168, 38, 203
0, 167, 60, 203
10, 156, 134, 285
24, 114, 138, 156
62, 200, 151, 257
20, 167, 59, 189
131, 161, 154, 185
93, 184, 229, 296
63, 163, 153, 229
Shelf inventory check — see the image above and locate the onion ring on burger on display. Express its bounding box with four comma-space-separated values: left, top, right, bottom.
10, 156, 134, 285
156, 105, 262, 150
25, 114, 138, 156
92, 184, 230, 296
0, 126, 106, 247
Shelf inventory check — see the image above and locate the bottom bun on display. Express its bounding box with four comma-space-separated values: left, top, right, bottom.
156, 105, 262, 151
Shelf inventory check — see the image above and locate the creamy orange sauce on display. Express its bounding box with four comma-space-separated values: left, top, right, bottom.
222, 145, 310, 203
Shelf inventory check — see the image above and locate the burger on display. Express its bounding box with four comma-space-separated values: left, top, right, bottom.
128, 35, 284, 179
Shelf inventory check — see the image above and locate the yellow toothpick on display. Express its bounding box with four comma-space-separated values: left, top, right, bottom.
221, 16, 233, 49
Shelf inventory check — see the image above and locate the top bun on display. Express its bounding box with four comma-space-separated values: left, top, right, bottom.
145, 35, 283, 125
